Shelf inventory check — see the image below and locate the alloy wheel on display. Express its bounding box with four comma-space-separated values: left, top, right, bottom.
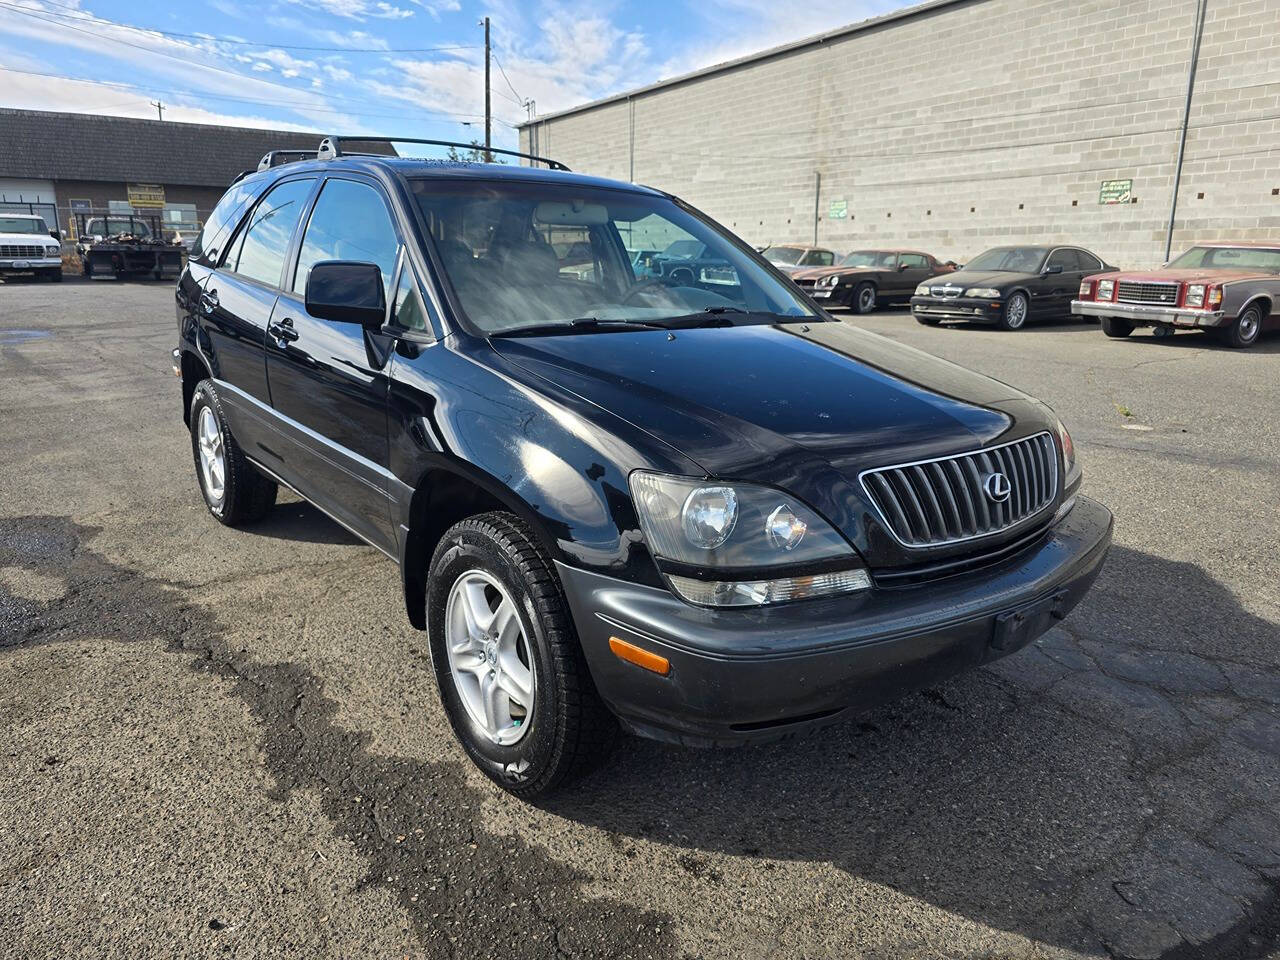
196, 406, 226, 503
1006, 294, 1028, 329
445, 570, 536, 745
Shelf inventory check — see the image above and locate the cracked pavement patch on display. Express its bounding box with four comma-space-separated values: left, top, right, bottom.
2, 285, 1279, 958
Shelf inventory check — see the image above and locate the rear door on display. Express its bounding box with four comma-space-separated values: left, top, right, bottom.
199, 175, 317, 456
263, 174, 402, 554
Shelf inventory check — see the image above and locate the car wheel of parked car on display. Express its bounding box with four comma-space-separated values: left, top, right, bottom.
1101, 316, 1133, 338
999, 292, 1029, 330
1216, 304, 1263, 349
427, 512, 617, 798
189, 379, 277, 525
852, 282, 877, 314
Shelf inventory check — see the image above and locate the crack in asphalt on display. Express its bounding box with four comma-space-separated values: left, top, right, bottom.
0, 515, 676, 959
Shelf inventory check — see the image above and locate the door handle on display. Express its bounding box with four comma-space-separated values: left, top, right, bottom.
199, 289, 219, 314
269, 317, 299, 343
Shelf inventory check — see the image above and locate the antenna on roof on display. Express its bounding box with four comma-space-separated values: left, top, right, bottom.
316, 135, 569, 171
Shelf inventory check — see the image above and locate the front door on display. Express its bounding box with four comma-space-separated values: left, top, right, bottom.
264, 175, 402, 554
893, 253, 932, 296
1043, 249, 1088, 316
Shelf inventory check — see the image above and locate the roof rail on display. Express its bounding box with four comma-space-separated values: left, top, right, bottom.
316, 135, 570, 171
257, 149, 315, 172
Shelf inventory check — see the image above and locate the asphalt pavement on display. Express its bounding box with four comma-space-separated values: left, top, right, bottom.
1, 279, 1278, 960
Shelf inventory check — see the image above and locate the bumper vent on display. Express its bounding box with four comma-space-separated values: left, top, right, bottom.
1116, 281, 1178, 305
860, 432, 1059, 547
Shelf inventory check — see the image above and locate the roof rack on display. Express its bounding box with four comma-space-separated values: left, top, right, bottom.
257, 149, 316, 172
316, 135, 570, 171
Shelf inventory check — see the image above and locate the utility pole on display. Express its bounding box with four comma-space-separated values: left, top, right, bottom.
483, 17, 492, 163
150, 99, 164, 121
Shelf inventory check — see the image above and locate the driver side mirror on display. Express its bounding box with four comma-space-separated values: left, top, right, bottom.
898, 262, 911, 271
1043, 264, 1064, 275
305, 261, 385, 328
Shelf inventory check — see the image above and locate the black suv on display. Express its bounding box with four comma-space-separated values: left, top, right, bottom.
174, 137, 1113, 798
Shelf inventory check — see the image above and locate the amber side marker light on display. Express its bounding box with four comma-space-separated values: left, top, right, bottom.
608, 637, 671, 676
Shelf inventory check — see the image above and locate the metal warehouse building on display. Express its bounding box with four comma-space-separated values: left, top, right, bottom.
0, 110, 343, 240
519, 0, 1280, 268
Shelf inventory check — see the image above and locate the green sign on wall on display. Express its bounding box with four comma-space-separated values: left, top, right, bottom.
828, 198, 848, 220
1099, 179, 1133, 204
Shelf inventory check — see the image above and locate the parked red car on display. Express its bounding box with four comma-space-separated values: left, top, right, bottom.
1073, 242, 1280, 349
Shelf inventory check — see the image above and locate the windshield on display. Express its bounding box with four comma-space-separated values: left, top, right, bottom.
841, 250, 898, 268
964, 247, 1046, 272
0, 216, 49, 235
409, 180, 815, 335
1167, 245, 1280, 274
763, 246, 804, 265
85, 218, 153, 237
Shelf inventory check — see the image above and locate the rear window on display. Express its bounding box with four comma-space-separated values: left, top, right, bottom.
191, 175, 270, 267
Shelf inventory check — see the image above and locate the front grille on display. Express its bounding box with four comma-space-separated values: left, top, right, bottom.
860, 432, 1058, 547
1116, 281, 1179, 305
931, 283, 964, 299
0, 244, 45, 258
794, 277, 817, 288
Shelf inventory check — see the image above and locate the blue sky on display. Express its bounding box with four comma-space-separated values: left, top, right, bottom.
0, 0, 907, 146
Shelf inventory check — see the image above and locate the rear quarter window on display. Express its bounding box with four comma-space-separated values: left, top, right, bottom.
191, 176, 271, 267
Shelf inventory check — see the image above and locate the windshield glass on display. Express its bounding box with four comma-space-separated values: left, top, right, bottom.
1167, 246, 1280, 274
85, 218, 152, 237
409, 180, 815, 335
0, 216, 48, 235
763, 246, 804, 265
841, 250, 897, 268
964, 247, 1046, 272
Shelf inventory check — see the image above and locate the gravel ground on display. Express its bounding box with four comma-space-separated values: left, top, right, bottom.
1, 279, 1278, 960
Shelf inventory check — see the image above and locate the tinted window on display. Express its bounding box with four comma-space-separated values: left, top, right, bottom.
230, 178, 314, 286
1074, 249, 1102, 271
192, 176, 268, 266
293, 178, 399, 298
1046, 249, 1079, 271
392, 265, 430, 333
900, 254, 929, 269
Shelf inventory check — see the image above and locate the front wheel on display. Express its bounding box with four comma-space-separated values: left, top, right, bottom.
1216, 305, 1263, 349
427, 513, 616, 798
851, 282, 878, 314
1101, 316, 1133, 338
998, 292, 1029, 330
189, 379, 277, 525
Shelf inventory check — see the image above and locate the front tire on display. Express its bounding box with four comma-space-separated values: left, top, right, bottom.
1101, 316, 1133, 338
427, 513, 616, 798
999, 292, 1030, 330
188, 379, 277, 525
1216, 305, 1263, 349
851, 282, 878, 314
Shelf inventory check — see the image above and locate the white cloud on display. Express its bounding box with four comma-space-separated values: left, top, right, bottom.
282, 0, 415, 21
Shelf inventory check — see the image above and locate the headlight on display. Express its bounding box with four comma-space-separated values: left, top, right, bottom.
1078, 280, 1093, 298
46, 246, 60, 256
629, 472, 870, 607
1096, 279, 1115, 300
964, 287, 1002, 298
914, 283, 932, 296
1184, 284, 1206, 308
822, 275, 841, 287
1055, 418, 1080, 488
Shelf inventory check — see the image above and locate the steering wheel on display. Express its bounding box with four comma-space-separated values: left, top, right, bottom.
620, 278, 670, 305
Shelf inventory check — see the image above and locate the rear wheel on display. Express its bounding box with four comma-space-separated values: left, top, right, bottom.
1101, 316, 1133, 338
851, 282, 878, 314
189, 379, 277, 525
998, 292, 1029, 330
1216, 305, 1263, 349
427, 512, 617, 798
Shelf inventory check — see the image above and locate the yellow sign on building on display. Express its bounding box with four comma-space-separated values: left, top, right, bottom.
127, 183, 166, 208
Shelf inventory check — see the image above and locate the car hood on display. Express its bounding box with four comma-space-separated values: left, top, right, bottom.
792, 265, 881, 281
0, 233, 57, 246
923, 269, 1035, 289
492, 322, 1051, 559
1097, 268, 1268, 283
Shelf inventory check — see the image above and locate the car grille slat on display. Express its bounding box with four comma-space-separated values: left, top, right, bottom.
0, 244, 45, 257
861, 432, 1059, 548
1116, 281, 1179, 305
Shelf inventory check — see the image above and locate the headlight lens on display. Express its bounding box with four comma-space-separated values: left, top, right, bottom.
964, 287, 1002, 298
1078, 280, 1093, 298
1097, 279, 1115, 300
914, 283, 932, 296
1055, 418, 1080, 488
1185, 284, 1206, 308
46, 246, 59, 256
822, 274, 841, 287
629, 472, 869, 606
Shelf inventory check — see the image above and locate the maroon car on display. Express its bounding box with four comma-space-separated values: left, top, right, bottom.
1073, 242, 1280, 349
793, 249, 955, 314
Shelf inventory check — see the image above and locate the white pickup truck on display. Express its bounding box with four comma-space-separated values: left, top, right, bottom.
0, 213, 63, 282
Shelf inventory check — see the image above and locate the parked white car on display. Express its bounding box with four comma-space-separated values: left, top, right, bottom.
0, 213, 62, 282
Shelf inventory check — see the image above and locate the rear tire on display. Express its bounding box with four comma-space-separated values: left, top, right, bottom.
851, 282, 878, 314
1216, 305, 1263, 349
998, 292, 1029, 330
426, 512, 617, 799
188, 379, 277, 526
1101, 316, 1133, 338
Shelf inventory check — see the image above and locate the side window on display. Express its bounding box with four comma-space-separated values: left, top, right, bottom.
228, 178, 314, 287
1046, 249, 1077, 272
192, 177, 265, 266
1075, 249, 1102, 272
816, 251, 835, 266
800, 250, 823, 266
900, 254, 929, 269
293, 178, 399, 300
392, 264, 430, 333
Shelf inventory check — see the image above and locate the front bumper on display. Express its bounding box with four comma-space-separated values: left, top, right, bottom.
1072, 299, 1226, 328
805, 284, 844, 302
558, 496, 1113, 747
911, 295, 1003, 322
0, 257, 60, 274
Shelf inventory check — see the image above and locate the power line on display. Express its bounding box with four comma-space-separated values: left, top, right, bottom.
490, 53, 525, 106
11, 0, 481, 53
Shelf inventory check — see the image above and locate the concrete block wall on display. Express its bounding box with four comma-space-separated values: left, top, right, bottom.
521, 0, 1280, 268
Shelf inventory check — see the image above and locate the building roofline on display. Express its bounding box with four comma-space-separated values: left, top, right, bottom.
517, 0, 971, 128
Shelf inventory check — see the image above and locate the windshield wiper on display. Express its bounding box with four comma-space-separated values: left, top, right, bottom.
491, 317, 672, 338
646, 307, 825, 329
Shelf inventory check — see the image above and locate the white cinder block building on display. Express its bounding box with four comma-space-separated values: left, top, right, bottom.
519, 0, 1280, 268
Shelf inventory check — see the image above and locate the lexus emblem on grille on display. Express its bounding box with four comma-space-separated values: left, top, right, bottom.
983, 472, 1012, 503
